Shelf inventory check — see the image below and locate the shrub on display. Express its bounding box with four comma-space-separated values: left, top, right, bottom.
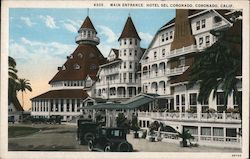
205, 108, 216, 113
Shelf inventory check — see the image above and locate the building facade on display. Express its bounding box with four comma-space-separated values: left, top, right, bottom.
31, 16, 106, 121
92, 16, 145, 100
30, 9, 242, 148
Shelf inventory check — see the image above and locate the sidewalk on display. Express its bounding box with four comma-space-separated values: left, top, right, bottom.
127, 134, 241, 152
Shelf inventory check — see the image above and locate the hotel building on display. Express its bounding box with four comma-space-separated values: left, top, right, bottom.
30, 9, 242, 148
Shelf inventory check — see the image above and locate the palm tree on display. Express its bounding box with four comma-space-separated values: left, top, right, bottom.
188, 18, 242, 118
8, 56, 19, 104
177, 129, 194, 147
17, 78, 32, 108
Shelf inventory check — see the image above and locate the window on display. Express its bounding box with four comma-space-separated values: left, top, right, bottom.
199, 37, 203, 46
129, 49, 132, 56
124, 49, 127, 56
196, 21, 200, 30
201, 127, 211, 136
205, 35, 210, 44
233, 91, 242, 108
78, 53, 83, 58
73, 64, 80, 70
161, 34, 164, 42
226, 128, 237, 137
189, 93, 197, 105
176, 95, 180, 106
120, 40, 122, 46
129, 39, 132, 45
181, 94, 185, 106
162, 49, 165, 57
129, 62, 132, 69
178, 57, 185, 67
217, 92, 226, 105
213, 127, 224, 136
123, 62, 126, 69
154, 52, 157, 59
124, 39, 127, 45
129, 73, 133, 83
135, 39, 137, 45
170, 31, 173, 39
123, 73, 126, 82
217, 92, 227, 112
166, 32, 169, 41
135, 50, 137, 56
135, 62, 138, 69
201, 19, 206, 28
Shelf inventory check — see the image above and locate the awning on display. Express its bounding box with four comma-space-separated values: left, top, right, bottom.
84, 93, 158, 110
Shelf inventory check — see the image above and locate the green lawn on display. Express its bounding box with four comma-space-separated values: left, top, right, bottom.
8, 126, 41, 138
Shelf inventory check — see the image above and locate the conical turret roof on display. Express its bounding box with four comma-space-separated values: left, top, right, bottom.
79, 16, 97, 32
118, 16, 141, 41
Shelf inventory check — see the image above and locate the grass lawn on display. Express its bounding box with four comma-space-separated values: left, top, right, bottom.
8, 126, 41, 138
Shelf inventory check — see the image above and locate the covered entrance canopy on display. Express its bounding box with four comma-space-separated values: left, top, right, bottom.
84, 93, 159, 110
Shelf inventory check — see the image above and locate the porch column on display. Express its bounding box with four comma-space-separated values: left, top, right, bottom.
69, 99, 72, 113
80, 101, 83, 114
53, 99, 56, 112
38, 100, 41, 112
58, 99, 61, 112
48, 100, 51, 117
74, 99, 77, 113
63, 99, 67, 113
198, 126, 201, 142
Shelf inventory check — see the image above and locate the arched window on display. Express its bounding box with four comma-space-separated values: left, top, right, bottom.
73, 64, 80, 70
78, 53, 83, 58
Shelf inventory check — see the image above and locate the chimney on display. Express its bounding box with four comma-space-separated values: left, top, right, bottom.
171, 10, 196, 51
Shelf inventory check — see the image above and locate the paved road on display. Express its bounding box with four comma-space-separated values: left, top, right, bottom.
9, 124, 241, 152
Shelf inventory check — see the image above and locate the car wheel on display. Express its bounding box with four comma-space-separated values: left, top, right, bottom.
104, 145, 111, 152
88, 140, 94, 151
84, 132, 94, 143
118, 142, 130, 152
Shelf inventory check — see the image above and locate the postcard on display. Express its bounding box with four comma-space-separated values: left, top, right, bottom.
1, 0, 249, 159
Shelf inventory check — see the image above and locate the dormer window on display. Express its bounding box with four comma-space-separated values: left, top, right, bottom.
129, 39, 132, 45
62, 65, 66, 70
73, 64, 80, 70
124, 39, 127, 45
135, 50, 137, 56
78, 53, 83, 58
135, 39, 137, 45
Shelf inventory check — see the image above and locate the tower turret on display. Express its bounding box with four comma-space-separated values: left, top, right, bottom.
75, 16, 100, 45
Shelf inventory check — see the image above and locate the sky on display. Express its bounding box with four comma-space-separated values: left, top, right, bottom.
9, 8, 175, 110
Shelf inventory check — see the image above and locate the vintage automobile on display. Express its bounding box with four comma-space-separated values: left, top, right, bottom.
77, 119, 98, 145
88, 127, 133, 152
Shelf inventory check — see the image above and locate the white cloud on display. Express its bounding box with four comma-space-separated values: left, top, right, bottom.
98, 25, 118, 43
40, 15, 58, 29
97, 44, 112, 57
139, 32, 153, 44
20, 17, 36, 27
10, 38, 76, 110
61, 19, 82, 33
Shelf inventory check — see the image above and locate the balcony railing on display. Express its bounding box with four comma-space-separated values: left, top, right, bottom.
166, 44, 198, 58
166, 66, 189, 76
104, 69, 119, 75
75, 35, 100, 44
138, 111, 241, 123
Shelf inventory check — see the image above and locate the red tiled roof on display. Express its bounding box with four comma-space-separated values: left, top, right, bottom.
31, 89, 89, 100
49, 44, 105, 83
118, 16, 141, 41
79, 16, 96, 32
